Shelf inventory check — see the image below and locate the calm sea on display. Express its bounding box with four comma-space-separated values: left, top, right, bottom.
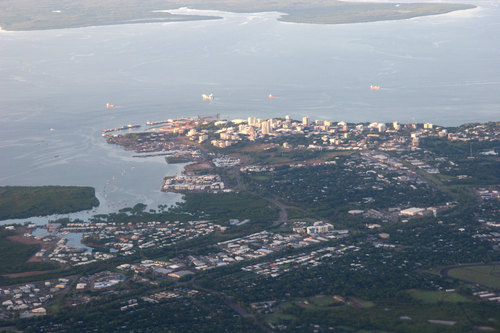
1, 1, 499, 224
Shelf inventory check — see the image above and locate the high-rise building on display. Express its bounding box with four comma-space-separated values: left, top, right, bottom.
248, 117, 256, 126
269, 118, 275, 128
377, 123, 387, 132
261, 120, 270, 135
393, 121, 400, 130
302, 116, 310, 127
249, 127, 255, 140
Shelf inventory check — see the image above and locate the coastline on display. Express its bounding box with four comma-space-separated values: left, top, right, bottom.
277, 3, 476, 25
0, 14, 221, 32
0, 1, 477, 31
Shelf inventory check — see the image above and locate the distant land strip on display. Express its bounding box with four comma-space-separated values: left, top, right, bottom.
0, 0, 475, 31
0, 186, 99, 220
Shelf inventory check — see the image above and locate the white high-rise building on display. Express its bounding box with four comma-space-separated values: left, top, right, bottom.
377, 123, 387, 132
302, 116, 310, 127
261, 120, 270, 135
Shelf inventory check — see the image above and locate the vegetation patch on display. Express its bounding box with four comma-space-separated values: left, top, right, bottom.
0, 230, 58, 275
177, 192, 279, 224
267, 312, 296, 324
447, 265, 500, 290
0, 186, 99, 220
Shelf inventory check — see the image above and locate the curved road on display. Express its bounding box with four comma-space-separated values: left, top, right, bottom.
230, 167, 288, 227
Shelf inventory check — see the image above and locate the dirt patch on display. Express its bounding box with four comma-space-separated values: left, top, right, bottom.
266, 159, 324, 168
27, 256, 43, 263
7, 235, 42, 245
232, 153, 252, 164
347, 297, 374, 309
241, 143, 274, 152
186, 162, 212, 170
348, 297, 363, 308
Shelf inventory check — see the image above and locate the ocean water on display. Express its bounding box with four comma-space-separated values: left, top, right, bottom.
1, 2, 499, 224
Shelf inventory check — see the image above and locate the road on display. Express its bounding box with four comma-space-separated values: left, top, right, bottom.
230, 166, 288, 227
189, 277, 271, 332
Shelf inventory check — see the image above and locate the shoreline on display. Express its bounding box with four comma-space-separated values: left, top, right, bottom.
0, 2, 476, 32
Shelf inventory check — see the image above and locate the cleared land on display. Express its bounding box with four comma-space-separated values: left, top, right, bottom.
446, 264, 500, 290
0, 0, 475, 31
0, 186, 99, 220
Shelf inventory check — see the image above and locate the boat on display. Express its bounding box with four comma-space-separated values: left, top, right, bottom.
268, 94, 275, 99
106, 103, 115, 108
202, 93, 214, 101
370, 85, 381, 91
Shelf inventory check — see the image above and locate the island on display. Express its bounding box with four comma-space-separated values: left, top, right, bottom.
0, 0, 475, 31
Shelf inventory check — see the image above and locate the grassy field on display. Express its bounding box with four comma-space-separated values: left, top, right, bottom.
408, 289, 470, 304
308, 295, 345, 307
243, 147, 353, 166
0, 186, 99, 220
0, 0, 475, 31
447, 265, 500, 290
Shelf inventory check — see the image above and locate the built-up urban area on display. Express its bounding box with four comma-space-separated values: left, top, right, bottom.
1, 116, 498, 331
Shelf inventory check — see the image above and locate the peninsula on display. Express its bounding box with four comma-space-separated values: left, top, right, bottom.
0, 186, 99, 220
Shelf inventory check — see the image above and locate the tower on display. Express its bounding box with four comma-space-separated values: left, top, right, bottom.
302, 116, 310, 127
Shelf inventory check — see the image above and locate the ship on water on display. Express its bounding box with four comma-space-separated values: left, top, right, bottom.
202, 93, 214, 101
370, 85, 381, 91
